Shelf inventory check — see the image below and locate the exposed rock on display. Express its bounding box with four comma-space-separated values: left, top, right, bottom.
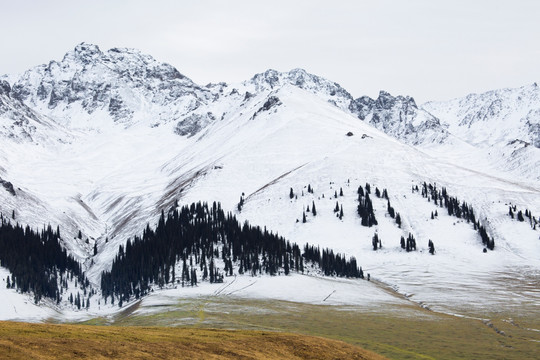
0, 177, 16, 196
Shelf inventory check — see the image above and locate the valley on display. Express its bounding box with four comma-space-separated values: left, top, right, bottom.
0, 43, 539, 359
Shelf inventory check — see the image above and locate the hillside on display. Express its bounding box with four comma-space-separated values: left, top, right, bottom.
0, 43, 538, 325
0, 321, 385, 360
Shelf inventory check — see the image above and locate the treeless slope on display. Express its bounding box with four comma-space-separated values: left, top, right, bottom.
0, 321, 386, 360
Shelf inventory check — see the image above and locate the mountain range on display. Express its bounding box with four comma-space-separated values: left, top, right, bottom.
0, 43, 538, 322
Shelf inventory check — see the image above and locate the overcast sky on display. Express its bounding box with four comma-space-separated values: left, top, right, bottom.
1, 0, 539, 103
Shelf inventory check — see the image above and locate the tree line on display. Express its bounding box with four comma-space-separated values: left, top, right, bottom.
0, 214, 88, 303
100, 201, 363, 307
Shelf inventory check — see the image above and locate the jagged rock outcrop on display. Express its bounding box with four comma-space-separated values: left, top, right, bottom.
247, 68, 354, 111
8, 43, 211, 128
349, 91, 448, 145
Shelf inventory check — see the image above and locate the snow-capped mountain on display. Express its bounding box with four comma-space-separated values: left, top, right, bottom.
7, 43, 211, 130
0, 43, 538, 323
421, 83, 540, 181
422, 83, 540, 148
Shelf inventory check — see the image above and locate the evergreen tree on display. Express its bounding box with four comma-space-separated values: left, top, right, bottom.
302, 211, 307, 223
93, 243, 98, 256
289, 188, 294, 199
312, 201, 317, 216
428, 240, 435, 255
237, 195, 244, 211
372, 233, 379, 250
6, 275, 10, 289
387, 201, 395, 218
339, 187, 343, 196
396, 213, 402, 228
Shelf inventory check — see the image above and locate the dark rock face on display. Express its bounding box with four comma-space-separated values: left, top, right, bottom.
259, 96, 282, 112
175, 112, 216, 137
252, 96, 282, 120
0, 177, 16, 196
349, 96, 374, 120
526, 111, 540, 148
0, 81, 10, 95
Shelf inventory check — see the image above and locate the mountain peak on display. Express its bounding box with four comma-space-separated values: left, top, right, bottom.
64, 42, 103, 64
8, 43, 205, 128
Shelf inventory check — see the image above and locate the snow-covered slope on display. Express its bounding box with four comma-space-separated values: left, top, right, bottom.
421, 83, 540, 182
422, 83, 540, 148
0, 44, 539, 322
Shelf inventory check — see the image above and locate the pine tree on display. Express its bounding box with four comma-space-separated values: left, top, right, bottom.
339, 187, 343, 196
237, 195, 244, 211
312, 201, 317, 216
6, 275, 10, 289
372, 233, 379, 250
387, 201, 395, 218
396, 213, 401, 228
78, 230, 82, 239
302, 211, 307, 223
93, 243, 98, 256
339, 205, 344, 220
289, 188, 294, 199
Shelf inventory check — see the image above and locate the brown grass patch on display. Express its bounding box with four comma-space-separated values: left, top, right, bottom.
0, 321, 386, 360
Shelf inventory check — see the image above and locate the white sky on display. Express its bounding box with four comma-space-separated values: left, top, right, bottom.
1, 0, 539, 103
